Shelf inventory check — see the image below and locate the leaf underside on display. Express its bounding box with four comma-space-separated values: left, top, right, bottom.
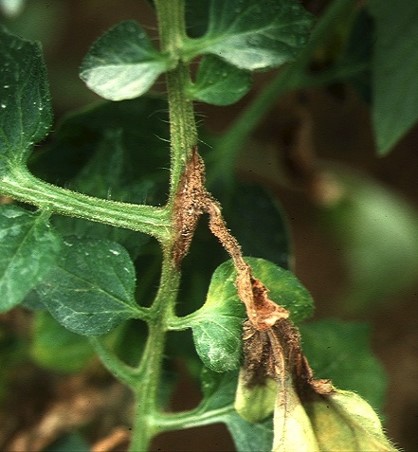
80, 20, 170, 101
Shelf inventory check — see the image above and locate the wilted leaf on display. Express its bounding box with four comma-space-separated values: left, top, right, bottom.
185, 257, 314, 372
234, 371, 276, 423
272, 376, 318, 452
305, 390, 397, 451
178, 182, 290, 321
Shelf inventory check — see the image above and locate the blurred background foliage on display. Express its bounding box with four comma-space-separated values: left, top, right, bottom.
0, 0, 417, 450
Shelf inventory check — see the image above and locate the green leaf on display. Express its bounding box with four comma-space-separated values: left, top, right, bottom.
0, 0, 27, 17
185, 0, 210, 38
30, 311, 95, 373
300, 320, 387, 412
37, 237, 142, 336
201, 367, 238, 411
200, 369, 274, 451
186, 259, 245, 372
187, 55, 251, 105
31, 97, 169, 187
320, 167, 418, 312
245, 258, 314, 324
0, 25, 52, 173
0, 205, 61, 312
187, 257, 314, 372
80, 20, 172, 101
339, 8, 373, 103
368, 1, 418, 154
226, 412, 273, 452
188, 370, 273, 451
29, 96, 168, 259
183, 0, 313, 70
71, 129, 127, 199
51, 129, 153, 258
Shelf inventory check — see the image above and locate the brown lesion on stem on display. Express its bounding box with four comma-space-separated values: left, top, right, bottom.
172, 147, 288, 330
173, 147, 332, 398
172, 146, 206, 266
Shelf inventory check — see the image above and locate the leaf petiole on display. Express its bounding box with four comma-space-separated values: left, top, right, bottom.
0, 166, 171, 241
89, 336, 142, 387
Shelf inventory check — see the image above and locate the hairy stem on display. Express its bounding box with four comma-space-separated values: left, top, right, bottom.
130, 253, 181, 450
156, 0, 198, 198
154, 405, 234, 431
0, 166, 170, 241
89, 337, 141, 387
129, 0, 199, 450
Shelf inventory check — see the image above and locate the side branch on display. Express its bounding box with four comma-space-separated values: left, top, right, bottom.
172, 148, 288, 330
0, 167, 171, 241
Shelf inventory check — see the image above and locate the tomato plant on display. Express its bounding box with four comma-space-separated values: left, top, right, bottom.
1, 0, 417, 450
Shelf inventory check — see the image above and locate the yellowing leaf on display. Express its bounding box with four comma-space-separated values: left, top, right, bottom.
272, 376, 318, 452
307, 390, 397, 451
234, 370, 276, 423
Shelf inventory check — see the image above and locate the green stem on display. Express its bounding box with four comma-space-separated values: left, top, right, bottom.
208, 0, 356, 185
128, 1, 199, 450
89, 337, 141, 387
166, 63, 198, 196
154, 405, 234, 431
155, 0, 198, 198
0, 166, 170, 241
130, 254, 181, 451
